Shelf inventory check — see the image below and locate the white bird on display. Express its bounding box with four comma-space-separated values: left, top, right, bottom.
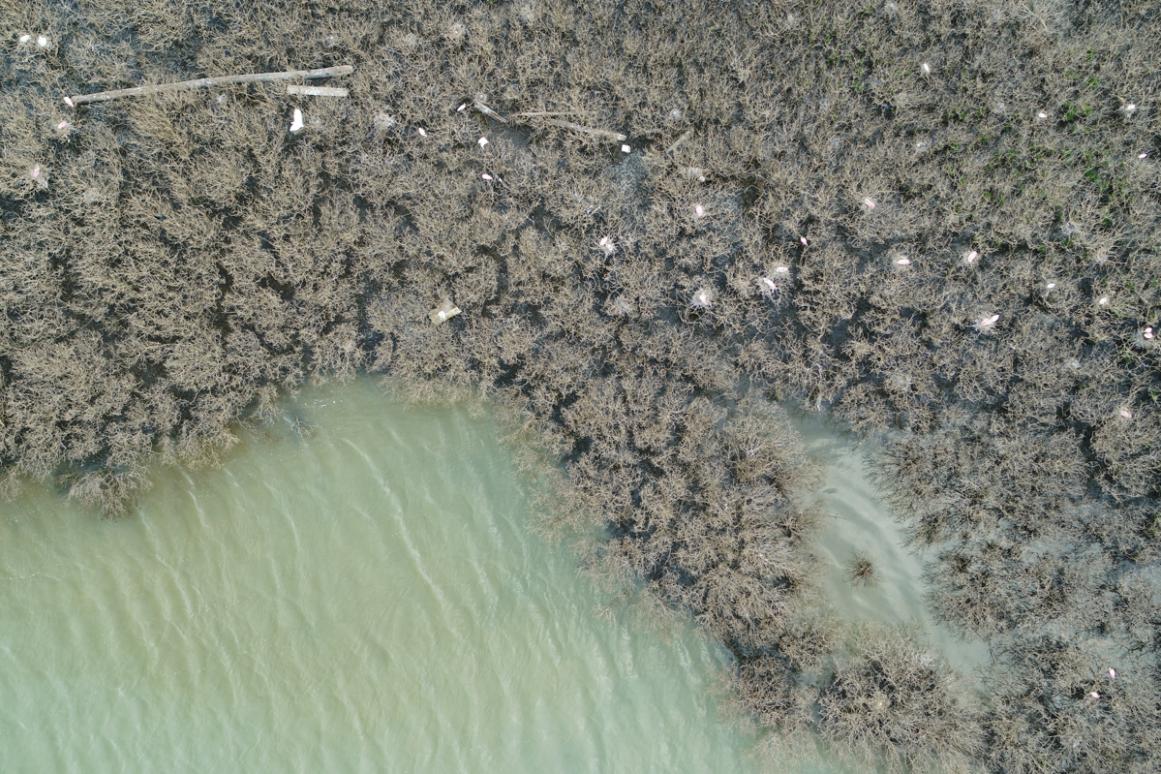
756, 277, 778, 298
289, 108, 304, 133
975, 313, 1000, 332
690, 287, 714, 309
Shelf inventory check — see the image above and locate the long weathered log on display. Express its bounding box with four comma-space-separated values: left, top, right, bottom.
67, 65, 354, 106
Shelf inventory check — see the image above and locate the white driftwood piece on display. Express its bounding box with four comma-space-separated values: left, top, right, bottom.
429, 299, 462, 325
286, 85, 349, 97
68, 65, 354, 106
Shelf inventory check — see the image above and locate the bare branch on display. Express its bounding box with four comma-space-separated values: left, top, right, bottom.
286, 85, 349, 97
540, 118, 627, 143
473, 99, 509, 123
68, 65, 355, 106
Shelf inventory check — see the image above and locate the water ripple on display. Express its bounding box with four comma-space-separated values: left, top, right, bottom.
0, 380, 773, 773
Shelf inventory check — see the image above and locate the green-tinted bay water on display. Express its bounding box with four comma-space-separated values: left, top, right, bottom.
1, 380, 788, 773
0, 380, 986, 772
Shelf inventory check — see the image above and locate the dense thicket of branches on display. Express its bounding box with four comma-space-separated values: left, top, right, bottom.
2, 1, 1158, 770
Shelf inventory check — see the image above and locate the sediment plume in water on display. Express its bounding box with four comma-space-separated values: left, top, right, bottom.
2, 1, 1158, 770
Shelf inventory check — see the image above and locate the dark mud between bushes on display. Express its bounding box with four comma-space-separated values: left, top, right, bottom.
2, 1, 1159, 771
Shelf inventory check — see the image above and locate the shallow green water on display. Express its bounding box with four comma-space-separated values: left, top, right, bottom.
792, 411, 992, 678
1, 380, 796, 773
0, 380, 986, 772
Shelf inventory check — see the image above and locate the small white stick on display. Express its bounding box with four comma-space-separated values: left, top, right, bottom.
68, 64, 354, 106
473, 99, 509, 123
286, 84, 349, 97
511, 110, 590, 118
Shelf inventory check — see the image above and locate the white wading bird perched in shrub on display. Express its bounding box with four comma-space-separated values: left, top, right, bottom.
690, 287, 714, 309
974, 314, 1000, 333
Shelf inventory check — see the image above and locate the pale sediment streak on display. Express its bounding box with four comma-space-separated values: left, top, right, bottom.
792, 410, 992, 677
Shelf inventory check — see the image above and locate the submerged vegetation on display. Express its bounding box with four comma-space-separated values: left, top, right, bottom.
848, 553, 876, 586
1, 0, 1158, 770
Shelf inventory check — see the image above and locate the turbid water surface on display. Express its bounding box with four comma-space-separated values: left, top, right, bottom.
0, 380, 785, 773
0, 379, 986, 772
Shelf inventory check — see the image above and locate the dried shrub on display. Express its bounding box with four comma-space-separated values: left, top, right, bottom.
1, 1, 1159, 770
818, 630, 983, 772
